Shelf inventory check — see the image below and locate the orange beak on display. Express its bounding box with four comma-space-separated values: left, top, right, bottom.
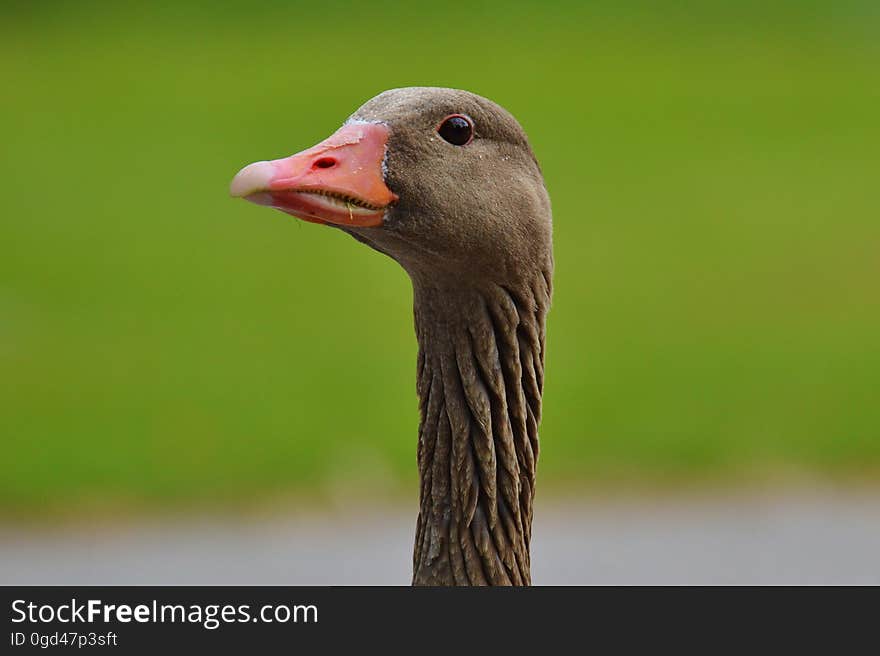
230, 122, 398, 227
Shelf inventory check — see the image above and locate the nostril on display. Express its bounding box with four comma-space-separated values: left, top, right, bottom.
313, 157, 337, 169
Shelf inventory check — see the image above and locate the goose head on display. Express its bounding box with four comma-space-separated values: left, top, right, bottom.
230, 86, 551, 287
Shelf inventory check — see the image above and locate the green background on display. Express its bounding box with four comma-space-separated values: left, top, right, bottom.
2, 1, 878, 517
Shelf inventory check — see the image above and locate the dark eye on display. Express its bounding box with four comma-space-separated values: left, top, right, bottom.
437, 114, 474, 146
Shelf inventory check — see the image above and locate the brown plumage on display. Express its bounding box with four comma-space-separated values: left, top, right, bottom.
231, 87, 553, 585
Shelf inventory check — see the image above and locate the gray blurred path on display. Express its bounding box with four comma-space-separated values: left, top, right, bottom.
2, 489, 878, 584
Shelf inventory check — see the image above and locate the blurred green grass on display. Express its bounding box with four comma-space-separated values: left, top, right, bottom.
1, 1, 879, 516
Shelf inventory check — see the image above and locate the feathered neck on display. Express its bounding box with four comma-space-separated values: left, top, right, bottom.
410, 267, 551, 586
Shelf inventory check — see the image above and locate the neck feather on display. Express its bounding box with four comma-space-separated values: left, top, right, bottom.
410, 268, 551, 586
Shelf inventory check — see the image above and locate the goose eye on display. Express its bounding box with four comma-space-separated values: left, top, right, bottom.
437, 114, 474, 146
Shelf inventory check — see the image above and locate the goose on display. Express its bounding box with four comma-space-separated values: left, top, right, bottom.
230, 87, 552, 586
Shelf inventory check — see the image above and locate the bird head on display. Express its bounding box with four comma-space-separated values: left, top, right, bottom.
230, 87, 551, 286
